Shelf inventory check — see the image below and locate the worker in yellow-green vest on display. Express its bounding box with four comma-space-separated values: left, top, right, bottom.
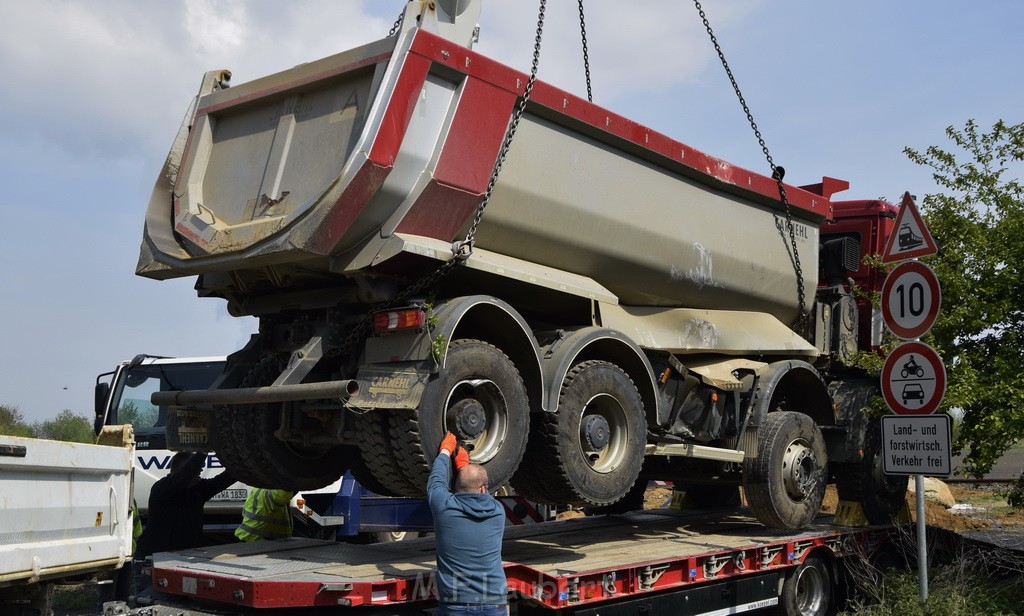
235, 488, 297, 541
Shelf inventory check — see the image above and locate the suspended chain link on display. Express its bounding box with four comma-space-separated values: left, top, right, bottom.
388, 4, 405, 37
456, 0, 546, 258
578, 0, 593, 102
331, 1, 549, 360
692, 0, 808, 334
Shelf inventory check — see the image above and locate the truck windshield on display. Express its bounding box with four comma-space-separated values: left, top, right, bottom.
108, 361, 226, 434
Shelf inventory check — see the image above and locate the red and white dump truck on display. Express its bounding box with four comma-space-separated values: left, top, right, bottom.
123, 1, 925, 614
139, 0, 907, 536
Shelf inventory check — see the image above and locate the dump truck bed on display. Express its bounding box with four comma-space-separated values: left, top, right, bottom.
149, 508, 889, 611
0, 434, 133, 587
140, 26, 838, 326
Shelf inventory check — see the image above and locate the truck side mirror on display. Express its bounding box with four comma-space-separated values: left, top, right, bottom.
94, 381, 110, 435
819, 236, 861, 287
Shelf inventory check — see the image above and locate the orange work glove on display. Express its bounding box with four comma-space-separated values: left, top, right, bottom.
453, 446, 470, 471
439, 432, 458, 456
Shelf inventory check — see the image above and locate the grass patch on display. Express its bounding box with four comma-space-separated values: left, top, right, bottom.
52, 582, 100, 612
958, 491, 1010, 509
841, 567, 1024, 615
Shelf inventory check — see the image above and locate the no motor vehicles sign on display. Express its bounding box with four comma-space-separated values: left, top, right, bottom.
880, 341, 946, 415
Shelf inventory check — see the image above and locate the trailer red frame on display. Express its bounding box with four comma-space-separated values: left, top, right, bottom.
147, 509, 891, 613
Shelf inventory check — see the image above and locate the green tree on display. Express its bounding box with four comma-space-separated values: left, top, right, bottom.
33, 409, 95, 444
905, 119, 1024, 477
116, 401, 141, 427
0, 404, 35, 437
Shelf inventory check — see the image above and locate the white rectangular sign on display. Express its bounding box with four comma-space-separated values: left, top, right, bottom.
881, 414, 952, 477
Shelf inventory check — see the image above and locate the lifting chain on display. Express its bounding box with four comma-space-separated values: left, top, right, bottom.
453, 0, 547, 260
332, 0, 549, 361
388, 5, 405, 37
692, 0, 809, 335
578, 0, 593, 102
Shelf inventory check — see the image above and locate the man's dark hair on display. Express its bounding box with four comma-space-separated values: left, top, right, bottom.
169, 451, 196, 474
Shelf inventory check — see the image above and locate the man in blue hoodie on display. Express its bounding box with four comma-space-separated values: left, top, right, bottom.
428, 432, 508, 615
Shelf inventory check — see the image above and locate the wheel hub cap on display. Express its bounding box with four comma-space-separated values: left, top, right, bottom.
443, 379, 508, 465
453, 399, 487, 439
782, 440, 817, 501
581, 415, 611, 450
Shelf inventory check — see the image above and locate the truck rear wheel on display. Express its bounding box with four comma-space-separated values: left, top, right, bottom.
214, 356, 348, 490
386, 340, 529, 496
835, 420, 908, 524
515, 361, 646, 507
743, 411, 827, 529
584, 477, 649, 514
352, 410, 419, 497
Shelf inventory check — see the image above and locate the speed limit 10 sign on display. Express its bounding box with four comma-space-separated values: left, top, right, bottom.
881, 260, 941, 340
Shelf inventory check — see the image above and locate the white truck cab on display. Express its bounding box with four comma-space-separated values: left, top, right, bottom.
94, 355, 247, 528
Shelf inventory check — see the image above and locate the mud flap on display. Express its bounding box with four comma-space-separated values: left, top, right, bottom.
826, 378, 877, 464
165, 406, 218, 452
346, 362, 433, 410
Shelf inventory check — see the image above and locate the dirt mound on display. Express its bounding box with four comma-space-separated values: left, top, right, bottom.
569, 483, 1022, 533
819, 483, 1018, 532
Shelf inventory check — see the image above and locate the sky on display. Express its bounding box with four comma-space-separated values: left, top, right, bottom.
0, 1, 1020, 424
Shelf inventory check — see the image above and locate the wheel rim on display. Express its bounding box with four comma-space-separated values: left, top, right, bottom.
577, 393, 629, 474
795, 563, 827, 613
782, 438, 819, 502
443, 378, 508, 464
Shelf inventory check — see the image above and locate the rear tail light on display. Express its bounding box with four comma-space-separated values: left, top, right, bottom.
373, 308, 427, 334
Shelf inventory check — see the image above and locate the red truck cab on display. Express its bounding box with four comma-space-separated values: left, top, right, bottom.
820, 199, 899, 352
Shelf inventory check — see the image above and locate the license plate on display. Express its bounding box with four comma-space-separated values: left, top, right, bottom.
212, 488, 247, 501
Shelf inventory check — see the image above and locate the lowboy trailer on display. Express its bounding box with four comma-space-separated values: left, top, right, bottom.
135, 508, 895, 616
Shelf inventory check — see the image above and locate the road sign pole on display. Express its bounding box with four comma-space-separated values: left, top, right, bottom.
882, 404, 952, 608
915, 474, 928, 602
879, 193, 943, 607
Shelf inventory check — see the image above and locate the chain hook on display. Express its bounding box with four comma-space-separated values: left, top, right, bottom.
451, 239, 474, 261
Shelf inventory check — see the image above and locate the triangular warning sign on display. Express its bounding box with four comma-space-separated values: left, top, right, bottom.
882, 192, 937, 262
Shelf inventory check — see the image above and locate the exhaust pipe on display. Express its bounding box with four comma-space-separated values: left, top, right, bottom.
152, 380, 359, 407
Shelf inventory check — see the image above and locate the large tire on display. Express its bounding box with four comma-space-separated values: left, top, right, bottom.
780, 554, 833, 616
352, 410, 419, 497
387, 340, 529, 496
213, 356, 348, 490
743, 412, 827, 529
584, 478, 649, 515
509, 412, 563, 504
835, 420, 908, 524
514, 361, 646, 507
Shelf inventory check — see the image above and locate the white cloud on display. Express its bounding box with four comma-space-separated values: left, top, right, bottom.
184, 0, 247, 57
474, 0, 761, 106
